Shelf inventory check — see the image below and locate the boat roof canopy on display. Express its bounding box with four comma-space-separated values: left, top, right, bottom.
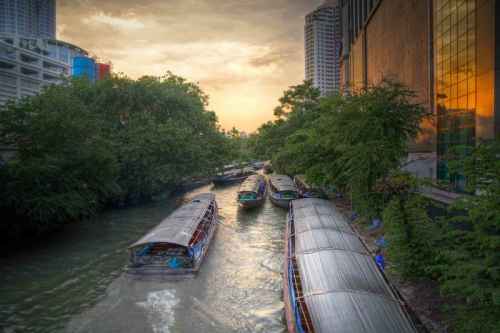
129, 193, 215, 249
290, 199, 416, 333
238, 174, 263, 193
269, 174, 297, 192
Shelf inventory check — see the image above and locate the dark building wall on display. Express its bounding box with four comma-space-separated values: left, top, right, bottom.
364, 0, 433, 152
365, 0, 430, 107
349, 30, 366, 90
345, 0, 434, 152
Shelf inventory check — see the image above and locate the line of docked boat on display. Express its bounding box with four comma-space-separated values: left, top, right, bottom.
212, 161, 268, 186
126, 173, 324, 276
126, 171, 418, 332
284, 198, 417, 333
212, 166, 255, 186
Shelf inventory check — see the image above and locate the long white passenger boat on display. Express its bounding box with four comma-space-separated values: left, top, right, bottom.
128, 193, 218, 275
284, 198, 416, 333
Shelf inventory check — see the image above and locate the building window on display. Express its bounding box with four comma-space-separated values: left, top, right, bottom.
434, 0, 476, 191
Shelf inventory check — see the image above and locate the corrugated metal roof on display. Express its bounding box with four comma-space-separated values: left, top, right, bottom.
269, 174, 297, 192
290, 198, 416, 333
129, 193, 215, 248
295, 229, 367, 255
305, 292, 415, 333
238, 174, 264, 193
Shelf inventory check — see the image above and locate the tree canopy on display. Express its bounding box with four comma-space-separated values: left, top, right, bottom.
252, 80, 430, 217
0, 73, 233, 241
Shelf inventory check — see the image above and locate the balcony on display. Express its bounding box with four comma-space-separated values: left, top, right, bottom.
0, 46, 17, 62
43, 61, 67, 76
20, 53, 40, 64
20, 66, 39, 78
0, 59, 16, 71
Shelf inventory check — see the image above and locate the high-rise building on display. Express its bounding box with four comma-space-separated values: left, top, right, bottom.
339, 0, 500, 193
0, 0, 111, 106
0, 0, 56, 39
305, 0, 342, 96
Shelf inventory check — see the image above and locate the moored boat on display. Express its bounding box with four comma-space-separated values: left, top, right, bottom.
237, 174, 267, 208
284, 198, 416, 333
128, 193, 218, 275
250, 160, 266, 170
293, 174, 327, 199
212, 167, 255, 186
268, 174, 298, 208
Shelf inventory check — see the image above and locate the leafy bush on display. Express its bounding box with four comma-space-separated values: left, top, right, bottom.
437, 141, 500, 331
383, 194, 440, 278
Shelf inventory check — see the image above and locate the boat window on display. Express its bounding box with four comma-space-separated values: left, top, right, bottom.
189, 201, 215, 246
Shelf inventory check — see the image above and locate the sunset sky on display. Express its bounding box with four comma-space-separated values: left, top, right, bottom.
57, 0, 324, 132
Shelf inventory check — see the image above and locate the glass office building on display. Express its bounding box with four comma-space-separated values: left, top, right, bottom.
434, 0, 477, 189
434, 0, 498, 191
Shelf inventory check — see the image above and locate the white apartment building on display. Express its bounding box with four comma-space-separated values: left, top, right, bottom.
305, 0, 342, 96
0, 36, 87, 105
0, 0, 88, 106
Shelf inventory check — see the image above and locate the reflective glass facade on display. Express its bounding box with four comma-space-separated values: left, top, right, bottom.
434, 0, 477, 190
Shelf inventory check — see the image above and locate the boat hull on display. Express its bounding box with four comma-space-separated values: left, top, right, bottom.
212, 175, 248, 186
269, 193, 293, 209
284, 217, 297, 333
238, 197, 265, 208
238, 182, 267, 209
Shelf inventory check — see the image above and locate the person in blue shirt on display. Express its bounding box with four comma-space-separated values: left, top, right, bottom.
168, 257, 181, 269
375, 248, 385, 271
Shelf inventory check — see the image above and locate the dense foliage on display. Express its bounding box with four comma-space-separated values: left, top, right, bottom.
438, 141, 500, 331
0, 74, 232, 241
249, 80, 321, 161
383, 141, 500, 332
252, 80, 429, 217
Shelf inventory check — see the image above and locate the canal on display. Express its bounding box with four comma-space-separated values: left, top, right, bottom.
0, 184, 287, 333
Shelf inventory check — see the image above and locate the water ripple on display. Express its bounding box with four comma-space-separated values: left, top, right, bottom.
0, 183, 287, 333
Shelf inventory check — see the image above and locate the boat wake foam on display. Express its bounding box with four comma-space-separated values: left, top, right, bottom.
136, 289, 179, 333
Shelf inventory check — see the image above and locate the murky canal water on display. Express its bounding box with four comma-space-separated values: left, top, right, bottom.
0, 184, 287, 333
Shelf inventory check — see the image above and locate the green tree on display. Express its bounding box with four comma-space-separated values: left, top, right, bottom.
250, 81, 322, 161
0, 83, 119, 237
0, 73, 229, 242
271, 81, 431, 217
